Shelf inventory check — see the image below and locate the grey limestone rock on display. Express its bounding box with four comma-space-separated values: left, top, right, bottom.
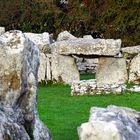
96, 57, 128, 86
129, 53, 140, 84
78, 105, 140, 140
57, 30, 77, 41
52, 38, 121, 56
0, 30, 51, 140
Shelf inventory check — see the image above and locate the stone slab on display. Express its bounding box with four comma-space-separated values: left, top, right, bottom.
52, 38, 121, 56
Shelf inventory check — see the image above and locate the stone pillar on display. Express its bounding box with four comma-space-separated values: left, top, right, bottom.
96, 57, 128, 86
0, 30, 51, 140
38, 53, 47, 82
46, 54, 52, 81
51, 54, 80, 84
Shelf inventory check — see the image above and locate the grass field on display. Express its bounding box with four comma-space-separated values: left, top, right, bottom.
80, 73, 96, 80
38, 84, 140, 140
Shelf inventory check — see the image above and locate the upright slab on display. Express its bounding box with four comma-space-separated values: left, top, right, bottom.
0, 30, 51, 140
51, 54, 80, 84
38, 53, 47, 82
96, 57, 128, 86
129, 53, 140, 84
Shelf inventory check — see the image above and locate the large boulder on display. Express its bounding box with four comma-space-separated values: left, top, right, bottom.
96, 57, 128, 86
24, 32, 51, 53
0, 30, 51, 140
51, 54, 80, 84
57, 30, 77, 41
129, 53, 140, 84
78, 105, 140, 140
51, 38, 121, 56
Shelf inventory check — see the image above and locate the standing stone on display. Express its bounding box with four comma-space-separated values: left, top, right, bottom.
96, 57, 128, 86
46, 54, 52, 81
51, 54, 80, 84
129, 53, 140, 84
78, 105, 140, 140
38, 53, 47, 82
0, 30, 51, 140
24, 32, 51, 53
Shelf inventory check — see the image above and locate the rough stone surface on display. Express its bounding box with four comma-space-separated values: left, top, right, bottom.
122, 45, 140, 55
46, 54, 52, 81
78, 105, 140, 140
38, 53, 47, 82
96, 57, 128, 86
52, 38, 121, 56
0, 27, 5, 35
126, 85, 140, 93
57, 30, 77, 41
24, 32, 51, 53
51, 54, 80, 84
83, 35, 94, 40
129, 53, 140, 84
74, 56, 98, 74
0, 30, 51, 140
71, 79, 126, 95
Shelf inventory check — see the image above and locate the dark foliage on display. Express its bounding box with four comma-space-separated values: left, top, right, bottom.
0, 0, 139, 46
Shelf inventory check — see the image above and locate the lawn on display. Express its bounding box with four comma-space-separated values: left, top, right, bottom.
80, 73, 96, 80
38, 84, 140, 140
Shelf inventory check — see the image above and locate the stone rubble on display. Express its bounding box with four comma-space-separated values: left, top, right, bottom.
71, 79, 127, 95
78, 105, 140, 140
126, 85, 140, 93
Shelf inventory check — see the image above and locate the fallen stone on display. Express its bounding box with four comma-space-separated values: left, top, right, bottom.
78, 105, 140, 140
0, 30, 51, 140
96, 57, 128, 86
129, 53, 140, 84
52, 38, 121, 56
57, 30, 77, 41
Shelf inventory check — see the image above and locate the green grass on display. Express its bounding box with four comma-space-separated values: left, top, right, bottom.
80, 73, 96, 80
38, 84, 140, 140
